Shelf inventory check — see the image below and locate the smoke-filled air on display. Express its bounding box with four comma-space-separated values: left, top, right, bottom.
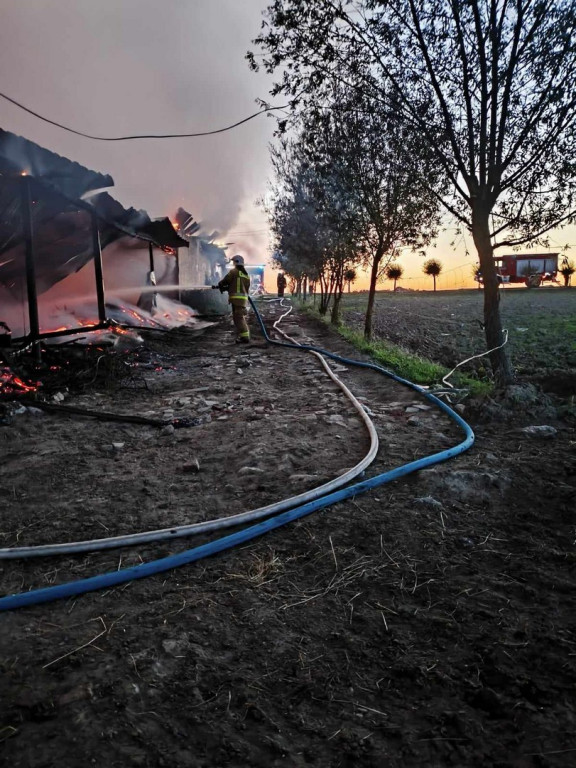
0, 0, 275, 249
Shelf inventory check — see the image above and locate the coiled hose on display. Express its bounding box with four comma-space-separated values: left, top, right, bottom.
0, 299, 474, 611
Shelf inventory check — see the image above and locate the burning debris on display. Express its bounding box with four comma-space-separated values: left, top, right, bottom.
39, 295, 211, 346
0, 365, 38, 396
0, 128, 197, 343
0, 129, 230, 416
0, 321, 206, 426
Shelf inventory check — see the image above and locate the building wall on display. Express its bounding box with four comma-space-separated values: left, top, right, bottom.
178, 238, 210, 292
178, 237, 229, 315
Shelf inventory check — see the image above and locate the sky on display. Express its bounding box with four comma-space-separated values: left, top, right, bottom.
0, 0, 276, 271
0, 0, 573, 292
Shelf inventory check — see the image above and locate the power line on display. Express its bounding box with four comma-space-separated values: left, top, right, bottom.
0, 90, 288, 141
442, 261, 475, 274
225, 228, 269, 236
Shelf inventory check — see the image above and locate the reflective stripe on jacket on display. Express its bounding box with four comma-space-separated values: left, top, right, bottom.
218, 267, 250, 304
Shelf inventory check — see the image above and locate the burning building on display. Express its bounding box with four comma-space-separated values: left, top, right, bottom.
0, 129, 228, 345
172, 207, 230, 315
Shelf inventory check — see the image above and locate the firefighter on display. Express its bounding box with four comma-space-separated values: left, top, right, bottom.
277, 272, 287, 298
213, 254, 251, 343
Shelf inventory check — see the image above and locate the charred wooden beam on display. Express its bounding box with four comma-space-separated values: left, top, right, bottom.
20, 176, 40, 351
91, 213, 107, 324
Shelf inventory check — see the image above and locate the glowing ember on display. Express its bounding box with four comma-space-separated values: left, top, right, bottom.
37, 295, 210, 346
0, 366, 38, 395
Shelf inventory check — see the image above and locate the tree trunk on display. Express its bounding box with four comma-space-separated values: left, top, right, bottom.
331, 291, 342, 324
364, 254, 381, 340
471, 203, 514, 384
433, 275, 436, 292
319, 272, 330, 314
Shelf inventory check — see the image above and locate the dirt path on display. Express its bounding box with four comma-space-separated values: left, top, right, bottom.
1, 302, 575, 767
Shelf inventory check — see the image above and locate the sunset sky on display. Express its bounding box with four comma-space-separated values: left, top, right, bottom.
1, 0, 573, 292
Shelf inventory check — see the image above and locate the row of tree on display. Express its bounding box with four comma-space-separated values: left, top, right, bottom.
249, 0, 576, 384
343, 259, 445, 293
264, 87, 442, 338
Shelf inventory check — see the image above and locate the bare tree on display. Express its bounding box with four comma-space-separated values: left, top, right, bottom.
265, 138, 360, 318
291, 89, 440, 338
249, 0, 576, 383
344, 267, 357, 293
385, 262, 404, 291
423, 258, 443, 292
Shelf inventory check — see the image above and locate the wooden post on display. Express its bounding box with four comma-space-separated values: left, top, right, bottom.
91, 213, 107, 324
20, 176, 41, 359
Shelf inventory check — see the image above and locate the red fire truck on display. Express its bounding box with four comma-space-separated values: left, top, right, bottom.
476, 253, 559, 288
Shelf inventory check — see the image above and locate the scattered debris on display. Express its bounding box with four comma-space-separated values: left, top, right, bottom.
521, 425, 558, 439
325, 414, 347, 427
421, 468, 511, 504
414, 495, 443, 509
181, 458, 201, 473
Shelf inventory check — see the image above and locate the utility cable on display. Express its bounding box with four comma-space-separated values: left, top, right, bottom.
442, 329, 509, 389
0, 91, 288, 141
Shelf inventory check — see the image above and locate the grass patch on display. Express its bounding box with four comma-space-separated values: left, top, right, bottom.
506, 313, 576, 372
301, 304, 491, 396
337, 324, 445, 383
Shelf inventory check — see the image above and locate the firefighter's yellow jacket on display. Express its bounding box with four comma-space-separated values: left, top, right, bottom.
218, 267, 250, 306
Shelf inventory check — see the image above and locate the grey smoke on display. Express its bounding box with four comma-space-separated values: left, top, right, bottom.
0, 0, 274, 239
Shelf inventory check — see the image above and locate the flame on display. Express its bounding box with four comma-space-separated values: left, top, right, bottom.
39, 294, 206, 345
0, 366, 38, 395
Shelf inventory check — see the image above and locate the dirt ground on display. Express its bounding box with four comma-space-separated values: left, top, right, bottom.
1, 296, 575, 767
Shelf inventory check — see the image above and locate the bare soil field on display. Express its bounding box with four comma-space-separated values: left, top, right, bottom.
0, 295, 575, 767
340, 287, 576, 390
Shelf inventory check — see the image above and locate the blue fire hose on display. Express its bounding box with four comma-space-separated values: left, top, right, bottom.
0, 299, 474, 611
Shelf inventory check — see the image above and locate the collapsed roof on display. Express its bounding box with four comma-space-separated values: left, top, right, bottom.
174, 206, 228, 269
0, 129, 187, 296
0, 128, 113, 199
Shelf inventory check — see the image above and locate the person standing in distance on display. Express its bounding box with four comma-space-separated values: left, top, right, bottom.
213, 255, 251, 343
277, 272, 287, 298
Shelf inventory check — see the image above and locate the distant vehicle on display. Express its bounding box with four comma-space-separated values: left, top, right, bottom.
475, 253, 559, 288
